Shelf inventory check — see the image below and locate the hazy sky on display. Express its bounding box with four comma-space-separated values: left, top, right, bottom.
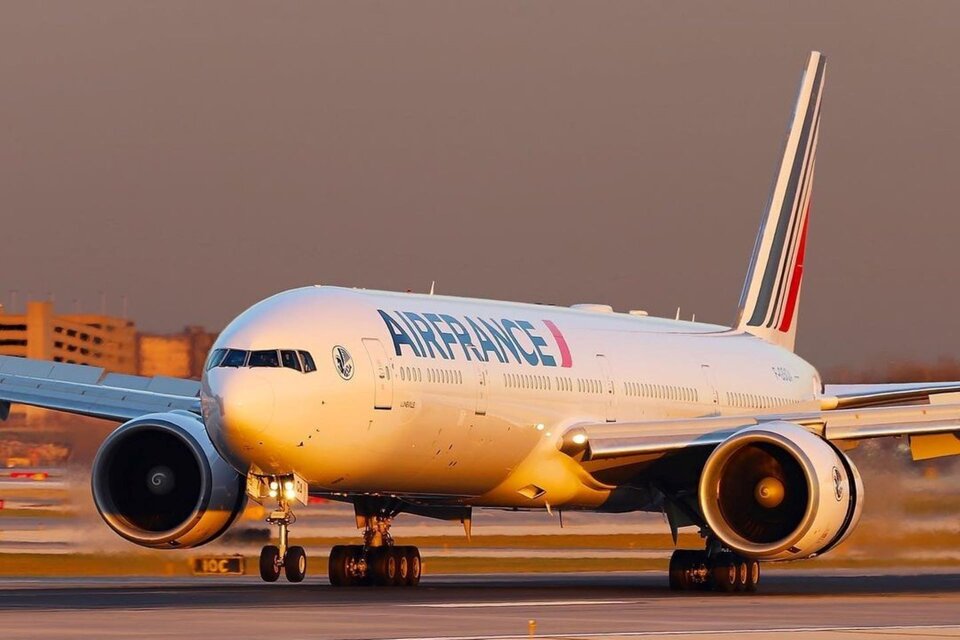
2, 1, 959, 371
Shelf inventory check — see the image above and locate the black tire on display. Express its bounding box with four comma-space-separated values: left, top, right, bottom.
668, 550, 692, 591
711, 554, 738, 593
734, 560, 749, 592
259, 545, 282, 583
328, 545, 347, 586
370, 547, 398, 586
284, 545, 307, 583
405, 546, 422, 586
745, 560, 760, 592
394, 546, 410, 586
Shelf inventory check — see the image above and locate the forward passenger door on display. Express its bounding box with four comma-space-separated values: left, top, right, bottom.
362, 338, 393, 410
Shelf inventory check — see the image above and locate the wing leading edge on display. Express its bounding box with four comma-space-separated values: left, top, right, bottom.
0, 355, 201, 423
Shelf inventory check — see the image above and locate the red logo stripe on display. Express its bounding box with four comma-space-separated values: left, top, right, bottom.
778, 202, 811, 333
542, 320, 573, 368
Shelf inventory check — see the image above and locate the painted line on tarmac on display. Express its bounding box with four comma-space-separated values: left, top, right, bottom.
400, 599, 641, 608
378, 624, 960, 640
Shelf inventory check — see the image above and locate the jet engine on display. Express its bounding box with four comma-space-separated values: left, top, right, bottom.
91, 411, 247, 548
698, 421, 863, 561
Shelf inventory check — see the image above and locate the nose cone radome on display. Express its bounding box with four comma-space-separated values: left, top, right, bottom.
203, 369, 275, 462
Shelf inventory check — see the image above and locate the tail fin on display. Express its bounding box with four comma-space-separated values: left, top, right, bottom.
735, 51, 826, 352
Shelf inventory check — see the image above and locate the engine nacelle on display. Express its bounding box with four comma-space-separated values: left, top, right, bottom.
698, 422, 863, 561
92, 411, 247, 548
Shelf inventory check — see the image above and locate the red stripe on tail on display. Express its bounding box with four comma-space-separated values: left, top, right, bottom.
778, 202, 811, 333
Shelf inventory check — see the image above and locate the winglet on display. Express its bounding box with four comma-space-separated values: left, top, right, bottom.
735, 52, 826, 352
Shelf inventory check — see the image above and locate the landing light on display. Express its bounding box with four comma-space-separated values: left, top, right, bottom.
535, 423, 545, 431
269, 481, 279, 491
571, 433, 587, 446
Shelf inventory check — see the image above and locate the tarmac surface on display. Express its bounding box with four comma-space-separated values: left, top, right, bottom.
1, 570, 960, 639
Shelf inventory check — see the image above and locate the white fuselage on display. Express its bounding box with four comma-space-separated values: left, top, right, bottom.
200, 286, 821, 510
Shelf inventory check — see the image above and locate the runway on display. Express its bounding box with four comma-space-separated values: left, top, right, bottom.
1, 571, 960, 639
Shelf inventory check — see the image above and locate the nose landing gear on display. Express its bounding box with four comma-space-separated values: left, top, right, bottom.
257, 478, 308, 583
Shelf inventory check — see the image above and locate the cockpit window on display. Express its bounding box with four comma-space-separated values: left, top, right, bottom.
298, 350, 317, 373
281, 350, 302, 372
206, 348, 228, 371
221, 349, 249, 368
249, 349, 280, 367
210, 347, 314, 373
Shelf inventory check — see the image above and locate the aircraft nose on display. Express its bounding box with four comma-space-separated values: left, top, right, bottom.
206, 369, 276, 447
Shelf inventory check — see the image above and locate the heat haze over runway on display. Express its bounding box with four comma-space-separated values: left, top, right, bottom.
1, 571, 959, 639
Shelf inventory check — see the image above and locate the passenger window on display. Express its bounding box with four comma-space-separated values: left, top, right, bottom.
206, 348, 227, 371
249, 350, 280, 367
222, 349, 249, 368
298, 351, 317, 373
280, 350, 302, 371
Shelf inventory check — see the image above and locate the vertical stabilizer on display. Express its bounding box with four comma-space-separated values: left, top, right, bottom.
735, 51, 826, 352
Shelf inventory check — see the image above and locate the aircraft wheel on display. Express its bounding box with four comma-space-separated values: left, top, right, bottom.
370, 547, 398, 586
405, 546, 422, 586
259, 545, 282, 583
734, 560, 749, 592
328, 545, 348, 586
669, 550, 693, 591
329, 545, 363, 586
711, 553, 738, 593
745, 560, 760, 592
284, 545, 307, 583
394, 546, 411, 586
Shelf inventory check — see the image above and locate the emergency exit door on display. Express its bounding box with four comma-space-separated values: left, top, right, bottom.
597, 354, 616, 422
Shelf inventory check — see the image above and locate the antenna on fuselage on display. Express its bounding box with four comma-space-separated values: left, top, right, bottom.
675, 307, 681, 321
429, 281, 436, 295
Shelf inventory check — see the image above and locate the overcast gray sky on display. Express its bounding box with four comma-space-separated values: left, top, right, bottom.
2, 1, 959, 371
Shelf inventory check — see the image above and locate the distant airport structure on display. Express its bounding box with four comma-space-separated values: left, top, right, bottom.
0, 300, 217, 378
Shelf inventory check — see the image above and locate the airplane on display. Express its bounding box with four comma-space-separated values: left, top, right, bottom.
3, 51, 960, 593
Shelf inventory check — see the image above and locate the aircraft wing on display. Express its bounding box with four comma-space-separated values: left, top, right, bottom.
821, 382, 960, 409
562, 393, 960, 463
0, 355, 201, 423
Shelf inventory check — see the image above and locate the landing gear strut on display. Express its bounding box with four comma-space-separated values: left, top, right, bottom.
259, 494, 307, 583
669, 547, 759, 593
328, 507, 422, 587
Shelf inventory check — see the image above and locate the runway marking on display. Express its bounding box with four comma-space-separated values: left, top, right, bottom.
400, 599, 640, 608
378, 624, 960, 640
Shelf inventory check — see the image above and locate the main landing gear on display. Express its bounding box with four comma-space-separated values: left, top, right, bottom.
669, 548, 760, 593
259, 500, 307, 583
328, 510, 422, 587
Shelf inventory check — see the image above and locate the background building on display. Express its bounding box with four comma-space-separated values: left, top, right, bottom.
0, 301, 138, 374
138, 326, 218, 379
0, 300, 218, 380
1, 300, 218, 428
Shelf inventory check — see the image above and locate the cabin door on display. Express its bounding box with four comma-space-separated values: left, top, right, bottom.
597, 354, 616, 422
362, 338, 393, 410
474, 361, 488, 416
700, 364, 720, 413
